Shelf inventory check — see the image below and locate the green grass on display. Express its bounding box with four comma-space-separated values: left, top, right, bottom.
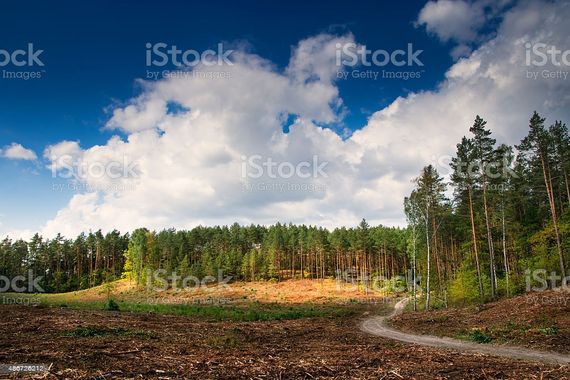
105, 298, 120, 311
4, 293, 357, 322
459, 329, 493, 343
457, 328, 493, 343
538, 326, 558, 336
117, 301, 353, 321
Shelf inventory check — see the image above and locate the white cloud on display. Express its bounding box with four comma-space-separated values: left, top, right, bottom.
24, 0, 570, 238
416, 0, 513, 57
1, 143, 37, 161
417, 0, 486, 43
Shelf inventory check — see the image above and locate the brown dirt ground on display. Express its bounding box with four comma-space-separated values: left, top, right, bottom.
0, 303, 568, 379
391, 290, 570, 354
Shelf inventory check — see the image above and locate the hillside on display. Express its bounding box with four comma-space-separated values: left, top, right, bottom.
391, 290, 570, 354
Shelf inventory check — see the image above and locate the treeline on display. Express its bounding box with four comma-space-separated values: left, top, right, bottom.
0, 231, 129, 292
124, 222, 407, 289
1, 223, 408, 293
406, 112, 569, 309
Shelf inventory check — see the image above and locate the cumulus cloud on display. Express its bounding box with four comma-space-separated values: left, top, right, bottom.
416, 0, 513, 58
31, 0, 570, 238
1, 143, 37, 161
417, 0, 487, 43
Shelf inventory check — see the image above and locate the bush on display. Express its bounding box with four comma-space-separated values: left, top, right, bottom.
106, 298, 120, 311
468, 329, 492, 343
449, 264, 491, 304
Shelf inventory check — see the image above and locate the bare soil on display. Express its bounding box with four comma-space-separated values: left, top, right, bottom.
1, 303, 568, 379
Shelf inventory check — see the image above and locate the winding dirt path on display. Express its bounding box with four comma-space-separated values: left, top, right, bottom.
360, 298, 570, 365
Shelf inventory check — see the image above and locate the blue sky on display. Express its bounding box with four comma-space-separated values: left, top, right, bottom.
1, 0, 569, 237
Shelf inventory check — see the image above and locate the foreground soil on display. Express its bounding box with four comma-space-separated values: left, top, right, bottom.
391, 290, 570, 354
1, 303, 568, 379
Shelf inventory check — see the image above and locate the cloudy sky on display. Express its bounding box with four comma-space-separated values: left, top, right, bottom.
1, 0, 569, 238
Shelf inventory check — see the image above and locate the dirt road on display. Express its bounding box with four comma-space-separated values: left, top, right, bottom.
361, 298, 570, 365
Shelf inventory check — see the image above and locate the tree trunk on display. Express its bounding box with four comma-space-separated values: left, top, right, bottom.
482, 183, 496, 298
468, 187, 484, 298
412, 225, 417, 311
425, 204, 431, 311
540, 152, 566, 277
501, 197, 510, 297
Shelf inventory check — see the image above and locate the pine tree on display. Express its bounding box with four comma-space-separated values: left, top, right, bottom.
518, 112, 566, 277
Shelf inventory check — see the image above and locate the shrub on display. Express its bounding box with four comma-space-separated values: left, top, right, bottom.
468, 329, 492, 343
106, 298, 120, 311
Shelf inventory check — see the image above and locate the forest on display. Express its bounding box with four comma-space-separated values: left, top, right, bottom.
0, 112, 568, 309
0, 222, 407, 294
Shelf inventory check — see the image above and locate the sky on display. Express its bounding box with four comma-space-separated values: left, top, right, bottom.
1, 0, 569, 238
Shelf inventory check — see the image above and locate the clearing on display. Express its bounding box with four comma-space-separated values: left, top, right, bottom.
0, 281, 568, 379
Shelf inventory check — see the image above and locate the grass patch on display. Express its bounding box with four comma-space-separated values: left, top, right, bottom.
467, 329, 492, 343
119, 302, 354, 321
206, 329, 245, 348
6, 293, 356, 322
457, 328, 492, 344
539, 326, 558, 336
65, 326, 156, 339
105, 298, 120, 311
